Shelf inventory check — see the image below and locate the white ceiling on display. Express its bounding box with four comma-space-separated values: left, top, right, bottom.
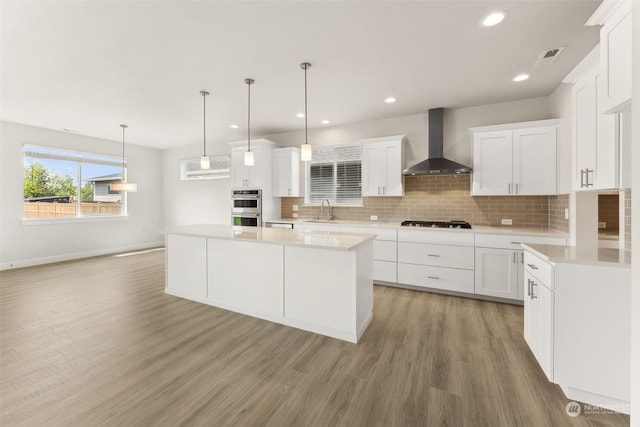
1, 1, 601, 150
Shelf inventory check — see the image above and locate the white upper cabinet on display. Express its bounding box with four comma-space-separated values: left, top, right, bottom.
228, 139, 278, 191
361, 135, 405, 197
572, 63, 619, 191
471, 120, 558, 196
587, 0, 632, 114
272, 147, 302, 197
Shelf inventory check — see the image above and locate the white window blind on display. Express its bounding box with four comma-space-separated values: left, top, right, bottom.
305, 145, 362, 205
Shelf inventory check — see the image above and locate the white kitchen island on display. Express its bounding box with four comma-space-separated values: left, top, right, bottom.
163, 225, 375, 343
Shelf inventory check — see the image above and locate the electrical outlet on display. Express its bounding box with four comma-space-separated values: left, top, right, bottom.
292, 205, 298, 211
564, 208, 569, 220
598, 221, 606, 229
292, 213, 298, 218
370, 215, 378, 221
501, 219, 513, 226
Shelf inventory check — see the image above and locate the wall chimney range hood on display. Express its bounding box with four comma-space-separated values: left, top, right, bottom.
402, 108, 472, 175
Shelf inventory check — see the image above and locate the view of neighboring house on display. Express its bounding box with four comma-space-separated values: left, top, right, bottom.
85, 173, 122, 203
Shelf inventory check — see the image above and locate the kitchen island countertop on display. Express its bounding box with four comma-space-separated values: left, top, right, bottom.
522, 243, 631, 267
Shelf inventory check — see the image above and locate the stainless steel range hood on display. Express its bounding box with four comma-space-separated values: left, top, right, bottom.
402, 108, 472, 175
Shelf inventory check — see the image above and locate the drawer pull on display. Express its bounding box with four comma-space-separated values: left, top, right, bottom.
527, 263, 538, 270
427, 276, 440, 280
511, 241, 521, 245
530, 281, 538, 299
527, 279, 531, 297
427, 254, 440, 257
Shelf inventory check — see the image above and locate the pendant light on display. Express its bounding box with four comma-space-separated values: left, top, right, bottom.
111, 124, 138, 192
244, 78, 255, 166
200, 90, 210, 169
300, 62, 312, 162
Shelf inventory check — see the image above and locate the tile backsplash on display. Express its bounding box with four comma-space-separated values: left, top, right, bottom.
282, 175, 556, 229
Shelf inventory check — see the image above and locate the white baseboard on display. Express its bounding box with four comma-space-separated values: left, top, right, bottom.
0, 241, 165, 270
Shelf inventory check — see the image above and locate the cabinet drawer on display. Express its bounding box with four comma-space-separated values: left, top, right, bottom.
398, 263, 474, 294
524, 251, 553, 287
374, 240, 396, 262
373, 260, 396, 283
475, 233, 568, 250
398, 242, 474, 270
397, 229, 474, 246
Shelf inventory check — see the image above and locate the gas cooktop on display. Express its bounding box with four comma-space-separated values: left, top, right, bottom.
400, 220, 472, 229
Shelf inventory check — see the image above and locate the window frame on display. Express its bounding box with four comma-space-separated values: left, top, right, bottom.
304, 143, 363, 207
22, 144, 129, 222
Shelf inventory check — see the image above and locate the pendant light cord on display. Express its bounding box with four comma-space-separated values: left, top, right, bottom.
200, 90, 209, 157
304, 65, 308, 145
120, 124, 127, 181
247, 80, 251, 152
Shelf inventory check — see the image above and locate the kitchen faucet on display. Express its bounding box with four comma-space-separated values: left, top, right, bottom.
321, 199, 333, 221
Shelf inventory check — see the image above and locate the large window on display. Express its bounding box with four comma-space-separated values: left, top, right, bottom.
23, 145, 127, 220
305, 144, 362, 206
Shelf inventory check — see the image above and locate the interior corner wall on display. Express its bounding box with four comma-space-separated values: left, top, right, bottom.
0, 121, 164, 269
162, 144, 232, 227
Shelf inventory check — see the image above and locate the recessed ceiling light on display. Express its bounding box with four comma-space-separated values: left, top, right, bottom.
321, 120, 330, 125
482, 12, 505, 27
296, 113, 305, 118
385, 97, 396, 104
513, 74, 530, 82
230, 124, 239, 129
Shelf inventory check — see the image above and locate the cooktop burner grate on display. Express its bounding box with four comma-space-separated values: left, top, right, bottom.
400, 220, 472, 229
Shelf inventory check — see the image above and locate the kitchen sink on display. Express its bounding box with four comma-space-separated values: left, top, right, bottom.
302, 219, 337, 223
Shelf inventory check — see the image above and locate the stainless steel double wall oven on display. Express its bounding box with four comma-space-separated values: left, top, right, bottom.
231, 189, 262, 226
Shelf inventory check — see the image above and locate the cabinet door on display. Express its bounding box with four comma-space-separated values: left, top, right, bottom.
600, 2, 632, 113
536, 281, 554, 381
593, 71, 619, 189
474, 247, 519, 300
246, 146, 263, 188
573, 73, 597, 190
231, 147, 247, 188
361, 143, 381, 196
273, 148, 300, 197
512, 126, 557, 195
381, 142, 403, 196
516, 250, 525, 301
523, 271, 538, 357
472, 131, 513, 195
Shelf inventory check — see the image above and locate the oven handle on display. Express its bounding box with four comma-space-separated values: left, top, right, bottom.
232, 213, 261, 218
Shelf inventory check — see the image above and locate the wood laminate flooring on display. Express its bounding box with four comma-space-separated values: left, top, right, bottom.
0, 250, 630, 427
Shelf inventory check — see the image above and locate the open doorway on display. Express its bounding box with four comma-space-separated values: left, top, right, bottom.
598, 192, 620, 248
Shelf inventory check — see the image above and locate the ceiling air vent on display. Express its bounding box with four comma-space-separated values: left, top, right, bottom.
534, 46, 565, 67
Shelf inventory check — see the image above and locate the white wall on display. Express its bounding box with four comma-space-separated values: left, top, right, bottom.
264, 96, 552, 169
630, 4, 639, 425
0, 121, 164, 269
162, 144, 232, 226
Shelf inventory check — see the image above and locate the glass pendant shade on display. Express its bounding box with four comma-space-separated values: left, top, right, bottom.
200, 155, 210, 169
111, 182, 138, 192
300, 144, 312, 162
244, 150, 254, 166
113, 124, 137, 193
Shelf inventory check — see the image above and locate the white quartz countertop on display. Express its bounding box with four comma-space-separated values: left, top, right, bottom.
522, 243, 631, 268
164, 224, 376, 251
274, 218, 569, 238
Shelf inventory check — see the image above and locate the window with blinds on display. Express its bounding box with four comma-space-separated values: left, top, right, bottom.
305, 144, 363, 206
180, 155, 230, 180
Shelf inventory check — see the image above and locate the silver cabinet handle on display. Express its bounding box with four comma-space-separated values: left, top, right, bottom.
427, 276, 440, 280
586, 169, 594, 187
527, 278, 532, 297
513, 251, 516, 263
288, 188, 291, 196
520, 252, 524, 264
382, 186, 386, 195
427, 254, 440, 257
508, 183, 511, 194
515, 183, 519, 194
580, 169, 585, 188
527, 263, 538, 270
511, 241, 522, 244
530, 281, 538, 299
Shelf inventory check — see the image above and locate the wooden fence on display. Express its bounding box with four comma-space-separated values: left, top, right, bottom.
24, 202, 122, 219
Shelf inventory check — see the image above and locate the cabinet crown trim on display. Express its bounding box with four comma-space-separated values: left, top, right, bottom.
562, 45, 600, 84
227, 138, 279, 148
585, 0, 631, 26
469, 119, 560, 134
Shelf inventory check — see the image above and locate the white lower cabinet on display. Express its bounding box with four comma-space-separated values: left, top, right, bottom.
523, 252, 554, 381
396, 229, 474, 294
475, 248, 522, 300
